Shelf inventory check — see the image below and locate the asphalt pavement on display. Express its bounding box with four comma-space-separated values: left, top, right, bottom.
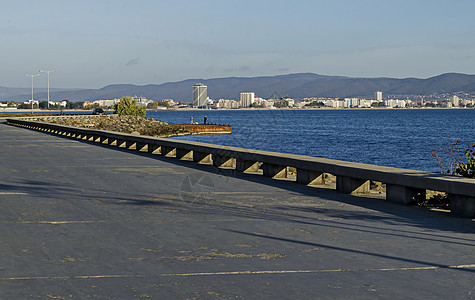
0, 119, 474, 299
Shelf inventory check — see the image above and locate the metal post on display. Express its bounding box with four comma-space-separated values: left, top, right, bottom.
39, 70, 57, 109
25, 74, 40, 114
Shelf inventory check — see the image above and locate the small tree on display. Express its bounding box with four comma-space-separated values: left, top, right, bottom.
113, 96, 146, 117
39, 101, 48, 109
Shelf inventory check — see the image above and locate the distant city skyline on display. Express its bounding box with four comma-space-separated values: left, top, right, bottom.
1, 0, 475, 89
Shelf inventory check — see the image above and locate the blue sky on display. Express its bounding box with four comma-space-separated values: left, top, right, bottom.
1, 0, 475, 88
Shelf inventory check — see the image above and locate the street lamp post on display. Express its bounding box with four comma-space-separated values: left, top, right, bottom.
25, 74, 40, 114
39, 69, 57, 110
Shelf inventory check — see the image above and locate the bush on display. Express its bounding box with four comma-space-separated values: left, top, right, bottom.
113, 96, 146, 117
455, 142, 475, 177
433, 140, 475, 177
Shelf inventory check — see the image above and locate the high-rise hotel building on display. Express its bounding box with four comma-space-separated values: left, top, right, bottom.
450, 95, 460, 107
193, 83, 208, 107
240, 92, 255, 107
374, 91, 383, 101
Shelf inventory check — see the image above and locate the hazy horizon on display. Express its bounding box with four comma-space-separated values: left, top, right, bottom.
2, 1, 475, 89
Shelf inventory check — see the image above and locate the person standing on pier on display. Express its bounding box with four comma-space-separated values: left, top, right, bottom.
190, 116, 193, 124
204, 116, 207, 124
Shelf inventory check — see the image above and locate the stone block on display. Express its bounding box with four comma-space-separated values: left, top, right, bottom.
126, 141, 136, 149
297, 169, 324, 185
176, 148, 193, 160
450, 194, 475, 218
117, 140, 126, 148
213, 155, 235, 168
336, 176, 370, 194
386, 184, 425, 205
136, 142, 147, 152
236, 159, 259, 173
193, 152, 212, 164
161, 146, 176, 157
262, 163, 287, 178
148, 144, 161, 154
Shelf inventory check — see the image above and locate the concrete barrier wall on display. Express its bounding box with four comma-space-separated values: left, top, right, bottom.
7, 117, 475, 218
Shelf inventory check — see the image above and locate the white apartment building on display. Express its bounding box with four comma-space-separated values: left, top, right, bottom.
264, 98, 274, 107
282, 97, 295, 107
254, 97, 265, 105
374, 91, 383, 101
296, 100, 311, 108
461, 99, 475, 106
450, 95, 460, 107
162, 99, 176, 106
132, 96, 153, 107
359, 99, 374, 108
344, 98, 360, 108
384, 99, 407, 108
94, 99, 120, 107
24, 100, 39, 105
323, 99, 344, 108
240, 92, 255, 107
216, 99, 240, 109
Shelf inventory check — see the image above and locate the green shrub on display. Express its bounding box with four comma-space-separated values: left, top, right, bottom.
113, 96, 146, 117
455, 142, 475, 177
433, 140, 475, 178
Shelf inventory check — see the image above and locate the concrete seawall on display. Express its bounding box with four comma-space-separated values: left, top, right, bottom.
7, 117, 475, 218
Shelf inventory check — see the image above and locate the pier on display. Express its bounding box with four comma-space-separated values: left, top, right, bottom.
1, 118, 474, 298
175, 123, 232, 135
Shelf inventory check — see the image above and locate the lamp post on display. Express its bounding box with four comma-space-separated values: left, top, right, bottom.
25, 74, 40, 114
39, 69, 57, 109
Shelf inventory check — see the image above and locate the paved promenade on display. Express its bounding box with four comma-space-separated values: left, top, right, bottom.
1, 119, 474, 299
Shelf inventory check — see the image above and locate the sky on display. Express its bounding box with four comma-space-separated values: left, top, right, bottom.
1, 0, 475, 89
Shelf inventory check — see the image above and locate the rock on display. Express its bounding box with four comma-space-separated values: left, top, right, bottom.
33, 115, 188, 137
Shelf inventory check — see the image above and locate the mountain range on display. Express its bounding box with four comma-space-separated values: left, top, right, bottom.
2, 72, 475, 103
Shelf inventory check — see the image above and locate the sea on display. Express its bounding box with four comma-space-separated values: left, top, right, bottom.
146, 109, 475, 173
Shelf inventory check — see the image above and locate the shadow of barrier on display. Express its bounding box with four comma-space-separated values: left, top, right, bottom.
7, 117, 475, 218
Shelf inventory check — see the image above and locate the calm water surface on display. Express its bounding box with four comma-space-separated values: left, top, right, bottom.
147, 109, 475, 173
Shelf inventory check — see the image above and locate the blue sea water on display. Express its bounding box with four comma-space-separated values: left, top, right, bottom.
146, 109, 475, 173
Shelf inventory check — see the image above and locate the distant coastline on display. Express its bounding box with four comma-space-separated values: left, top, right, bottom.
2, 106, 474, 115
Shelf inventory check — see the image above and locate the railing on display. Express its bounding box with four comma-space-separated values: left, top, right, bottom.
7, 117, 475, 218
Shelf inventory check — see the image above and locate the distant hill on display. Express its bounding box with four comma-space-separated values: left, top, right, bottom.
3, 73, 475, 102
0, 86, 80, 101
